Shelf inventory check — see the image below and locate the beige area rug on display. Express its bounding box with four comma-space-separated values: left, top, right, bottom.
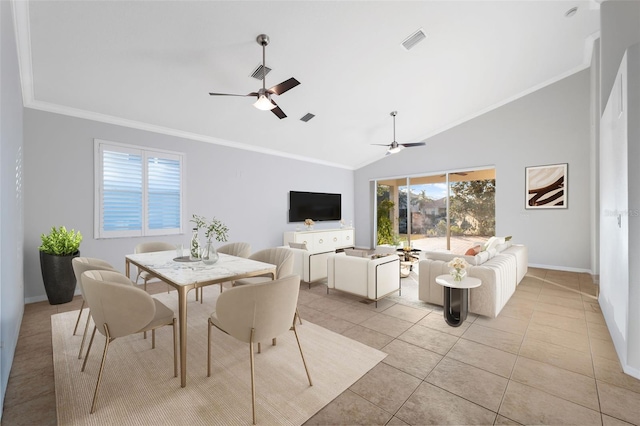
52, 286, 386, 425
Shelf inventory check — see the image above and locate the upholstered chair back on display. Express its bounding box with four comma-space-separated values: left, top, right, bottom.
248, 248, 294, 279
214, 275, 300, 343
72, 257, 118, 295
218, 242, 251, 258
135, 241, 175, 254
81, 270, 155, 339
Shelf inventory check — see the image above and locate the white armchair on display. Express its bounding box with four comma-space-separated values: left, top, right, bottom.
286, 245, 334, 287
327, 252, 400, 305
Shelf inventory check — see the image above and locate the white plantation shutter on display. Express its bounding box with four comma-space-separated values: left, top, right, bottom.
95, 140, 184, 238
147, 154, 181, 233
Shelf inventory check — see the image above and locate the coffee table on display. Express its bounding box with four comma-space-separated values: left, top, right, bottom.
435, 274, 481, 327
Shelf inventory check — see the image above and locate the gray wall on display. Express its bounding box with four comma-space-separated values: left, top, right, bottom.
355, 70, 592, 271
600, 0, 640, 114
23, 109, 354, 302
0, 0, 25, 411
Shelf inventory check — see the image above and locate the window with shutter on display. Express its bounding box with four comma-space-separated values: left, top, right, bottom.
94, 139, 184, 238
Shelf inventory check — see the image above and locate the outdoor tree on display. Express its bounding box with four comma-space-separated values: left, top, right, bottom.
449, 179, 496, 236
377, 199, 396, 245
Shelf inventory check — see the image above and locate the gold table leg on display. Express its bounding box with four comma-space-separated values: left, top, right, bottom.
177, 286, 189, 387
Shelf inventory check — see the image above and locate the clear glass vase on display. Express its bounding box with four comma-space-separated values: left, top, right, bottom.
450, 268, 467, 282
201, 240, 219, 265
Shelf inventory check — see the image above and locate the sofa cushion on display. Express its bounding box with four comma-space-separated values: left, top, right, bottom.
423, 250, 490, 266
344, 248, 369, 258
288, 242, 308, 250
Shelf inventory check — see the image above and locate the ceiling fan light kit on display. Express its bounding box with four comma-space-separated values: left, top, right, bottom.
372, 111, 426, 156
253, 94, 276, 110
208, 34, 300, 119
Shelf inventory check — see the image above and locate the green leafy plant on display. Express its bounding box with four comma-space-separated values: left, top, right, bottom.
190, 214, 229, 242
39, 226, 82, 255
376, 199, 395, 245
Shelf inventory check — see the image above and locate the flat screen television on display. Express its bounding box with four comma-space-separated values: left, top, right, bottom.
289, 191, 341, 222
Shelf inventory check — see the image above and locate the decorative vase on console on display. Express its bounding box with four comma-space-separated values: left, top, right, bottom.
304, 218, 315, 231
201, 239, 219, 265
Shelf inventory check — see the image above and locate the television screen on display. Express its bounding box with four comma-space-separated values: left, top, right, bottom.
289, 191, 341, 222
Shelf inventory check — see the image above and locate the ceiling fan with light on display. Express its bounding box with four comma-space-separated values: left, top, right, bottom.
372, 111, 426, 155
208, 34, 300, 119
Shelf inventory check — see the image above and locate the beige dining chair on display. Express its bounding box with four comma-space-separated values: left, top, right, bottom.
134, 241, 176, 292
80, 270, 177, 414
71, 257, 120, 360
207, 274, 312, 425
233, 247, 300, 328
233, 247, 294, 286
196, 241, 251, 302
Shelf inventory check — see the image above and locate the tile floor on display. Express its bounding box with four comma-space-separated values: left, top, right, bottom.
2, 267, 640, 425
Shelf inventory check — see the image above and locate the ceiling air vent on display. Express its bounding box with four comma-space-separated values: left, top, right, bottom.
250, 64, 272, 80
401, 28, 427, 51
300, 113, 315, 122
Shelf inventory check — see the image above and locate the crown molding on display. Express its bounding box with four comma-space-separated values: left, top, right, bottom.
25, 100, 354, 170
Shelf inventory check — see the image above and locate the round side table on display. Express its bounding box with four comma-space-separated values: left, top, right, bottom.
435, 274, 482, 327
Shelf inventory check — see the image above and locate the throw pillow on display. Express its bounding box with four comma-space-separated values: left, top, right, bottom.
288, 242, 308, 250
344, 248, 369, 257
482, 236, 505, 252
464, 245, 482, 256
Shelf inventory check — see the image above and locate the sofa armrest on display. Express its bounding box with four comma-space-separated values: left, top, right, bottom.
284, 246, 334, 282
368, 256, 400, 299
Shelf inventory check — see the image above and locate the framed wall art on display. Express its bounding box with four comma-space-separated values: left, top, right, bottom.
525, 163, 568, 209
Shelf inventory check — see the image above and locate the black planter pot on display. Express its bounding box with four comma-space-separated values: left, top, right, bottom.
40, 250, 80, 305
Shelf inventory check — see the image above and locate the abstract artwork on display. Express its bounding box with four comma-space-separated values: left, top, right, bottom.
525, 163, 568, 209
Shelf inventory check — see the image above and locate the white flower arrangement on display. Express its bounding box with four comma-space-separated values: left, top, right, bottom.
447, 257, 469, 281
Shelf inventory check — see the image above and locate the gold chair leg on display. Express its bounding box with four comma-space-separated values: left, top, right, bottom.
90, 324, 112, 414
78, 310, 92, 359
73, 301, 85, 335
250, 329, 256, 425
152, 329, 156, 349
257, 342, 261, 354
82, 326, 97, 372
172, 318, 178, 378
200, 287, 203, 304
296, 308, 303, 325
207, 318, 212, 377
293, 323, 313, 386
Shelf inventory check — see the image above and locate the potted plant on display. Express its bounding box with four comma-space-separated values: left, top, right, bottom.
190, 215, 229, 264
39, 226, 83, 304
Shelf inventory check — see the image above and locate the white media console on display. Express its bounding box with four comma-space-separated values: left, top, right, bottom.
283, 228, 355, 253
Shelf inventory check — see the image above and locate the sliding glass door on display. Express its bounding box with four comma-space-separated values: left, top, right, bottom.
375, 168, 495, 253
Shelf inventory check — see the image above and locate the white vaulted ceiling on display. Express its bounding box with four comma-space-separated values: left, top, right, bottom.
14, 1, 600, 169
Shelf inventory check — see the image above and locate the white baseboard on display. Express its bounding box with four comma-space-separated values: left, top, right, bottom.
528, 263, 593, 275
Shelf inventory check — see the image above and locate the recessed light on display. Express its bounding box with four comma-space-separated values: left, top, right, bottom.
565, 6, 578, 18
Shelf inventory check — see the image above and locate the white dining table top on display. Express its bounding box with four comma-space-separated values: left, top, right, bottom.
125, 250, 275, 286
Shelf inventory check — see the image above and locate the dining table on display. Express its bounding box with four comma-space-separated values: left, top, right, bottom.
125, 250, 277, 387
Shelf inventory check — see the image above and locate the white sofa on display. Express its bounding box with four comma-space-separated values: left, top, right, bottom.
418, 243, 528, 318
327, 252, 400, 303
